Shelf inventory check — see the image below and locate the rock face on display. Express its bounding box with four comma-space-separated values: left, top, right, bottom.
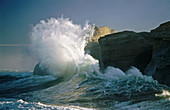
85, 26, 116, 60
144, 21, 170, 86
85, 42, 101, 60
98, 21, 170, 86
99, 31, 153, 73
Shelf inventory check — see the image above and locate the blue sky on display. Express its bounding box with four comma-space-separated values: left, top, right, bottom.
1, 0, 170, 44
0, 0, 170, 70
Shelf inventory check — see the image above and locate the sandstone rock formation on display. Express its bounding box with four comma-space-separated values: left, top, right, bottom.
99, 31, 153, 73
91, 26, 116, 42
144, 21, 170, 86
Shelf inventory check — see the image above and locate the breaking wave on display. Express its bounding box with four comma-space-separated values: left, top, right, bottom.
29, 17, 150, 80
30, 17, 99, 79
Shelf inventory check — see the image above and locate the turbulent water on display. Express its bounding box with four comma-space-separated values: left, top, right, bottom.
0, 18, 170, 110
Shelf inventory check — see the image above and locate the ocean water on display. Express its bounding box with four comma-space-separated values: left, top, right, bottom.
0, 70, 170, 110
0, 18, 170, 110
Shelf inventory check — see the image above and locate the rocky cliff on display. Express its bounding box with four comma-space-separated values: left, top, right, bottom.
144, 21, 170, 86
99, 31, 153, 73
98, 21, 170, 86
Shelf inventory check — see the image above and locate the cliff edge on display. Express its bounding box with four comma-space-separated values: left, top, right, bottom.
145, 21, 170, 86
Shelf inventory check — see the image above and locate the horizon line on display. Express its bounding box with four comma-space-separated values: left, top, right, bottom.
0, 44, 28, 47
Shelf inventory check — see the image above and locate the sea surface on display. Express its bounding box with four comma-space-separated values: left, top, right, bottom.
0, 70, 170, 110
0, 17, 170, 109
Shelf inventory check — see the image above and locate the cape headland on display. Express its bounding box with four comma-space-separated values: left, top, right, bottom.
33, 21, 170, 87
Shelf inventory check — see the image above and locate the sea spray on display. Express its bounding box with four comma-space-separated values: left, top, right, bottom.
30, 17, 100, 78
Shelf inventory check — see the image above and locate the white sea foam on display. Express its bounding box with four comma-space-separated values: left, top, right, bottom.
155, 90, 170, 100
0, 98, 95, 110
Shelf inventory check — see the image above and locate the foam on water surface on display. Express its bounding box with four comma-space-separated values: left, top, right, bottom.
0, 98, 95, 110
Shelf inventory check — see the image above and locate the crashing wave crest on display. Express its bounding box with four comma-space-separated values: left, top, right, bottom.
30, 17, 100, 78
30, 17, 156, 82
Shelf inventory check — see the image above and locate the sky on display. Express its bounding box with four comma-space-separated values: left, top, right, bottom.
0, 0, 170, 71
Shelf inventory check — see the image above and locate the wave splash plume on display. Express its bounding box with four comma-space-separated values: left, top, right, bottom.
30, 17, 101, 78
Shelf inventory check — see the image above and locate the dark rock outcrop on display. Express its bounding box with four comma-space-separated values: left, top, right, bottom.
85, 42, 101, 60
99, 31, 153, 73
33, 63, 50, 76
145, 21, 170, 86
